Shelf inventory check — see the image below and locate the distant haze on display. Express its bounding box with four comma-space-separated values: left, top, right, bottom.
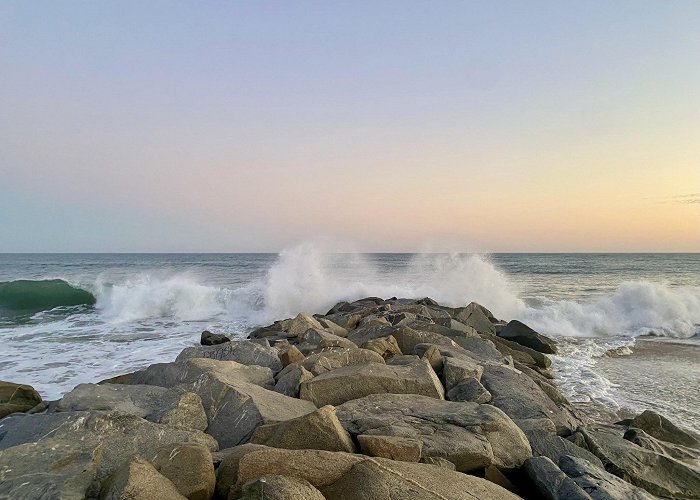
1, 1, 698, 252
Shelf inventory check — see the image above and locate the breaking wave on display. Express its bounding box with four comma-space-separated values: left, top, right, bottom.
0, 279, 96, 318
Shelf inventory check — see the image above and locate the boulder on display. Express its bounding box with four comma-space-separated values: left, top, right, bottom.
300, 347, 385, 376
220, 446, 521, 500
0, 380, 42, 418
387, 354, 422, 365
131, 358, 315, 448
200, 330, 230, 346
239, 475, 326, 500
348, 325, 455, 355
299, 361, 444, 407
297, 328, 357, 354
629, 410, 700, 447
624, 427, 700, 469
485, 333, 552, 369
273, 364, 313, 398
250, 405, 355, 453
360, 335, 402, 359
419, 456, 456, 470
177, 340, 282, 373
0, 411, 216, 499
523, 456, 593, 500
56, 383, 208, 431
579, 425, 700, 498
453, 302, 497, 335
147, 442, 215, 500
316, 317, 349, 338
335, 393, 531, 472
357, 434, 422, 462
446, 377, 492, 403
420, 344, 443, 372
323, 312, 362, 330
278, 344, 304, 367
558, 455, 656, 500
285, 312, 324, 338
434, 317, 480, 336
99, 456, 186, 500
442, 356, 483, 392
481, 365, 579, 435
452, 336, 508, 364
498, 320, 558, 354
525, 428, 604, 469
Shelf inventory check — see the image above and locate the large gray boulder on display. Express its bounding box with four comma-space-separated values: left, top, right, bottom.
360, 335, 402, 359
273, 364, 313, 398
579, 425, 700, 498
131, 358, 316, 448
219, 445, 521, 500
485, 333, 552, 369
442, 356, 483, 393
0, 380, 42, 418
446, 377, 492, 403
524, 456, 593, 500
250, 405, 355, 453
301, 347, 385, 376
481, 365, 579, 435
498, 319, 558, 354
177, 340, 282, 373
335, 393, 531, 472
453, 302, 497, 335
558, 455, 657, 500
624, 427, 700, 469
299, 361, 444, 407
0, 411, 216, 499
55, 383, 208, 431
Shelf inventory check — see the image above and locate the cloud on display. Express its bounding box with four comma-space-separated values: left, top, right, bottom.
656, 193, 700, 205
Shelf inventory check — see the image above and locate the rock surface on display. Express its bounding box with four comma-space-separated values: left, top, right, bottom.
177, 340, 282, 373
99, 456, 187, 500
147, 442, 215, 500
0, 380, 42, 418
335, 393, 531, 471
498, 319, 558, 354
299, 360, 444, 406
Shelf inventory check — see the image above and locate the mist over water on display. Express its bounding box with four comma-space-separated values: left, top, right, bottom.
1, 247, 699, 410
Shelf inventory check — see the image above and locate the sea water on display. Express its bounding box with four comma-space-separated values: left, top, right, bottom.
1, 248, 698, 431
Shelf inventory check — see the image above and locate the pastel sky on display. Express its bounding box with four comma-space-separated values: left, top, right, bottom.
1, 1, 699, 252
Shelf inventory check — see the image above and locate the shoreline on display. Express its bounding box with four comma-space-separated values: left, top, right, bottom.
2, 296, 699, 499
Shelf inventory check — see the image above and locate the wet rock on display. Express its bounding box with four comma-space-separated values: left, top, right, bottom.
624, 427, 700, 469
299, 360, 444, 407
525, 428, 604, 469
200, 330, 230, 346
335, 393, 531, 472
56, 383, 208, 431
250, 405, 355, 453
498, 320, 558, 354
485, 333, 552, 369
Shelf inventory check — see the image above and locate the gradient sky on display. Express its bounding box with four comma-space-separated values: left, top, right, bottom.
1, 1, 699, 252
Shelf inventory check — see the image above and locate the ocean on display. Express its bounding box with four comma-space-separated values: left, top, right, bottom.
1, 249, 699, 432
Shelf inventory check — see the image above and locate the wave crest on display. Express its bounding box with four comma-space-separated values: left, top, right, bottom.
0, 279, 96, 317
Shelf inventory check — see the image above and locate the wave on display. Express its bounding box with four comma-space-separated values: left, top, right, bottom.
4, 245, 699, 339
0, 279, 96, 317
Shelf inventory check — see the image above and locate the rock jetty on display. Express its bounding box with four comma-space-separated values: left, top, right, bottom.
1, 296, 699, 499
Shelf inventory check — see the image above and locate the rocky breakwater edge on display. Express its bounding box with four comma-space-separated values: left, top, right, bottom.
2, 297, 700, 499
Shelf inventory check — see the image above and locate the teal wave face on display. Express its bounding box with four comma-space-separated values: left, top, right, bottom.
0, 279, 96, 318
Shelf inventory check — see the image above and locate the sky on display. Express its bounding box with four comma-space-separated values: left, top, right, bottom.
1, 1, 699, 252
